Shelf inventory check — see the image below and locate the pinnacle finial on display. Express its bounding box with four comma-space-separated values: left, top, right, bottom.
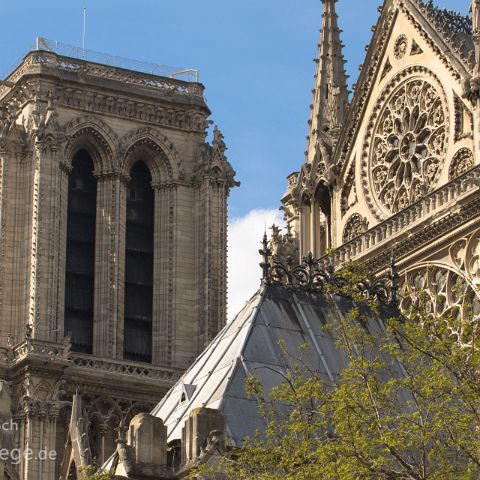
305, 0, 349, 166
259, 231, 272, 284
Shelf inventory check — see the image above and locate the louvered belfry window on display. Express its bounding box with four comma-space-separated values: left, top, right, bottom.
65, 150, 96, 353
123, 161, 154, 363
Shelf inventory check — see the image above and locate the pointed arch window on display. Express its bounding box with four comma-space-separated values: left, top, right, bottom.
124, 161, 154, 363
65, 149, 96, 354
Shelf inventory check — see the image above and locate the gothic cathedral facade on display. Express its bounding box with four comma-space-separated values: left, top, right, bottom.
1, 0, 480, 478
95, 3, 480, 478
280, 0, 480, 331
0, 46, 237, 480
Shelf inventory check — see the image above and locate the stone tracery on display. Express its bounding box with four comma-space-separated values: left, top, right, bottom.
449, 148, 474, 179
82, 394, 152, 463
369, 77, 447, 214
342, 213, 368, 243
401, 265, 480, 349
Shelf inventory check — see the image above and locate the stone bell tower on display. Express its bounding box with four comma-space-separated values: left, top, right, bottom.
0, 39, 237, 480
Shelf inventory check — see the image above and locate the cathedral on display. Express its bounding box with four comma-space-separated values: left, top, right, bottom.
279, 0, 480, 320
1, 0, 479, 478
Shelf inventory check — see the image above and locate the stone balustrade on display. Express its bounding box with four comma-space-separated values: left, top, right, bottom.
0, 338, 182, 386
12, 338, 70, 361
70, 354, 182, 384
319, 165, 480, 269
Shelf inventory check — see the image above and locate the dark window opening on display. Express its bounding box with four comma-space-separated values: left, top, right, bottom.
315, 183, 332, 257
65, 149, 96, 354
124, 161, 153, 363
167, 440, 182, 470
302, 195, 312, 256
67, 461, 78, 480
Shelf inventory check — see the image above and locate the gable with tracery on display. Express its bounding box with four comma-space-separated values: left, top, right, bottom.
281, 0, 480, 317
344, 1, 475, 228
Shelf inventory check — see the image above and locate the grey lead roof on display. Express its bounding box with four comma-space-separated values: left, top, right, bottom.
151, 284, 396, 447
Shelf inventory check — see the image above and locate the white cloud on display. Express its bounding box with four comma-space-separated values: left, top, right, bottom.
227, 208, 285, 320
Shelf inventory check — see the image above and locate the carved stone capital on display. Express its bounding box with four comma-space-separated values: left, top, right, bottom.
151, 181, 177, 191
93, 168, 129, 184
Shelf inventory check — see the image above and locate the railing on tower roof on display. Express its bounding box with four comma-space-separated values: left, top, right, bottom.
34, 36, 200, 83
0, 37, 204, 99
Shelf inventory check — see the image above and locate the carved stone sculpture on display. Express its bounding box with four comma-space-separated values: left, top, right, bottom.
328, 83, 342, 127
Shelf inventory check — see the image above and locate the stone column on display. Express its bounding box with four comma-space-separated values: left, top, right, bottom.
13, 411, 25, 478
152, 183, 175, 366
55, 161, 71, 343
22, 400, 42, 480
194, 180, 207, 358
3, 144, 33, 345
18, 396, 62, 480
93, 173, 111, 357
194, 177, 229, 356
32, 138, 68, 343
310, 201, 316, 256
98, 423, 108, 465
0, 381, 12, 479
44, 408, 60, 480
0, 143, 12, 345
204, 180, 228, 341
298, 205, 308, 259
93, 171, 128, 359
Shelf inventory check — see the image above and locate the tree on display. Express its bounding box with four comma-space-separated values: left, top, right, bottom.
192, 264, 480, 479
81, 465, 113, 480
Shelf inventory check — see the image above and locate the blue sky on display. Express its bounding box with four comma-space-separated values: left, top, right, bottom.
0, 0, 471, 218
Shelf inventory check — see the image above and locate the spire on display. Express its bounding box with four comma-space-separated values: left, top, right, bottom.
306, 0, 349, 164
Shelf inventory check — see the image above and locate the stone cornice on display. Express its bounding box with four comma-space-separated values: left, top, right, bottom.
0, 51, 206, 103
0, 53, 210, 136
0, 339, 182, 389
57, 86, 209, 134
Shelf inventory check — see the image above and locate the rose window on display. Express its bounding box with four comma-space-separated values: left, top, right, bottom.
370, 79, 447, 214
